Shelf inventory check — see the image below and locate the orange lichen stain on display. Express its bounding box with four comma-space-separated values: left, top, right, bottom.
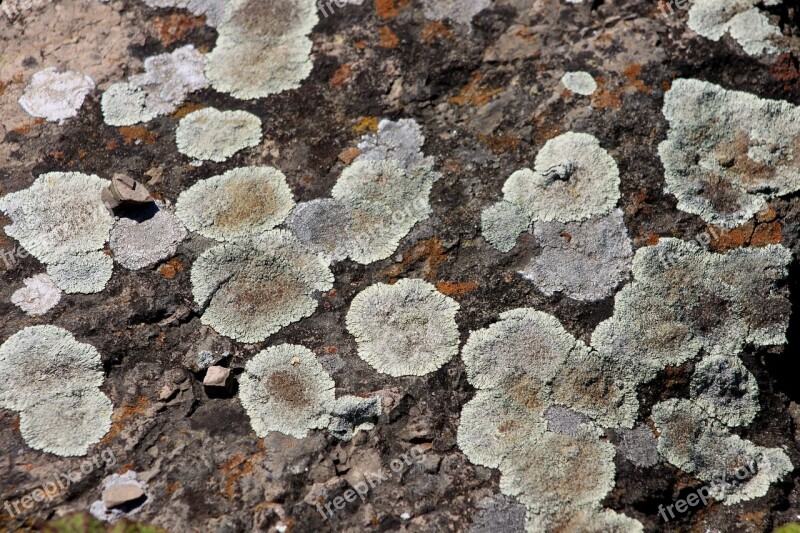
532, 122, 561, 144
119, 463, 136, 474
379, 25, 399, 48
770, 53, 799, 92
171, 103, 204, 119
11, 123, 31, 135
644, 232, 660, 246
323, 346, 338, 354
330, 63, 354, 88
220, 453, 255, 500
166, 481, 182, 496
106, 140, 119, 150
750, 221, 782, 246
375, 0, 410, 19
590, 77, 622, 109
422, 21, 453, 44
354, 116, 379, 134
756, 203, 777, 223
103, 397, 150, 444
355, 39, 368, 50
157, 257, 184, 279
449, 73, 502, 107
436, 280, 478, 299
339, 147, 361, 164
709, 221, 755, 252
156, 332, 167, 346
661, 80, 672, 92
623, 63, 651, 94
477, 133, 520, 155
382, 237, 448, 280
151, 13, 206, 46
0, 81, 7, 97
119, 126, 156, 145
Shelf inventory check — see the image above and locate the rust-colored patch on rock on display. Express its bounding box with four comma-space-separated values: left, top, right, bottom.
382, 237, 448, 280
151, 13, 206, 46
436, 280, 478, 299
449, 73, 502, 107
379, 25, 399, 48
375, 0, 410, 19
119, 126, 156, 145
709, 221, 755, 252
354, 116, 379, 134
750, 221, 782, 246
477, 133, 520, 154
422, 21, 453, 44
339, 147, 361, 164
770, 53, 800, 92
158, 258, 184, 279
171, 103, 204, 119
330, 63, 354, 88
102, 397, 150, 444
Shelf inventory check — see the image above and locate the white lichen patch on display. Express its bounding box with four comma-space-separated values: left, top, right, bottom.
659, 78, 800, 228
11, 273, 62, 315
102, 45, 208, 126
20, 387, 113, 456
284, 198, 353, 263
481, 200, 530, 253
176, 166, 294, 242
691, 355, 759, 427
592, 238, 792, 383
356, 118, 434, 172
142, 0, 225, 26
191, 230, 333, 343
18, 67, 94, 123
652, 399, 792, 505
0, 172, 115, 293
560, 71, 597, 96
176, 107, 262, 162
239, 344, 335, 438
205, 0, 318, 99
481, 132, 620, 251
520, 209, 633, 301
421, 0, 491, 26
688, 0, 783, 56
109, 204, 188, 270
346, 279, 460, 377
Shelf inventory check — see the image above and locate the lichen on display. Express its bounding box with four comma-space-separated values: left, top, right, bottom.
239, 344, 335, 438
520, 209, 633, 301
346, 278, 460, 377
191, 230, 333, 343
176, 107, 262, 163
481, 200, 530, 253
284, 198, 353, 263
0, 172, 115, 293
18, 67, 94, 123
659, 78, 800, 228
687, 0, 783, 56
176, 166, 294, 242
560, 71, 597, 96
327, 395, 382, 441
110, 203, 187, 270
142, 0, 225, 26
421, 0, 491, 26
101, 83, 154, 126
11, 273, 62, 316
355, 118, 434, 172
205, 0, 318, 99
690, 354, 759, 427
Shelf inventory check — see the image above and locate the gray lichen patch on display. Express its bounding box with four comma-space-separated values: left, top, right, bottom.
520, 209, 633, 301
18, 67, 94, 123
327, 395, 382, 441
612, 424, 660, 468
191, 230, 333, 343
11, 273, 62, 316
687, 0, 784, 56
355, 118, 434, 172
284, 198, 353, 263
0, 172, 115, 293
560, 71, 597, 96
142, 0, 225, 27
346, 278, 460, 377
176, 107, 262, 163
19, 387, 113, 456
421, 0, 491, 26
102, 45, 208, 126
239, 344, 335, 438
659, 78, 800, 228
205, 0, 318, 99
691, 355, 759, 427
481, 201, 530, 253
651, 399, 792, 505
176, 166, 294, 242
109, 204, 187, 270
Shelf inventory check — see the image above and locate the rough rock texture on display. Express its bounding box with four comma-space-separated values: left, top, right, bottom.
1, 0, 800, 532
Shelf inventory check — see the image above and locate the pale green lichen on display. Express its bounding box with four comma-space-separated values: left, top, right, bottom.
659, 78, 800, 228
346, 278, 460, 377
355, 118, 434, 171
560, 71, 597, 96
176, 107, 262, 163
0, 172, 115, 293
176, 166, 294, 242
239, 344, 335, 438
205, 0, 318, 99
481, 201, 530, 253
687, 0, 783, 56
191, 230, 333, 343
690, 354, 759, 428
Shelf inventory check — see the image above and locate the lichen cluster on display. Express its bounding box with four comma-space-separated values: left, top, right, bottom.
688, 0, 784, 56
175, 107, 262, 162
109, 203, 187, 270
0, 326, 112, 456
18, 67, 95, 123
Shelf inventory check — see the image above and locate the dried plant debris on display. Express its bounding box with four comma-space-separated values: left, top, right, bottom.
327, 395, 382, 441
141, 0, 225, 27
0, 172, 115, 293
11, 273, 62, 315
560, 71, 597, 96
284, 198, 353, 263
660, 78, 800, 228
239, 344, 335, 438
0, 326, 111, 456
205, 0, 318, 99
191, 230, 333, 342
18, 67, 94, 123
421, 0, 491, 26
687, 0, 784, 55
101, 45, 207, 126
482, 132, 620, 251
347, 279, 460, 377
690, 354, 760, 427
520, 209, 633, 301
652, 399, 792, 505
175, 107, 262, 162
176, 166, 294, 242
591, 238, 792, 383
109, 203, 187, 270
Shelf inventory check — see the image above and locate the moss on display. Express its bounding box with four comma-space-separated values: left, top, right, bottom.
239, 344, 335, 438
346, 278, 460, 376
175, 107, 262, 162
18, 67, 95, 123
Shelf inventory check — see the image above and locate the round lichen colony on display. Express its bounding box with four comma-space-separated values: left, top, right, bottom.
175, 107, 262, 162
560, 71, 597, 95
687, 0, 784, 56
176, 166, 295, 242
690, 355, 760, 428
346, 278, 460, 377
239, 344, 335, 438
